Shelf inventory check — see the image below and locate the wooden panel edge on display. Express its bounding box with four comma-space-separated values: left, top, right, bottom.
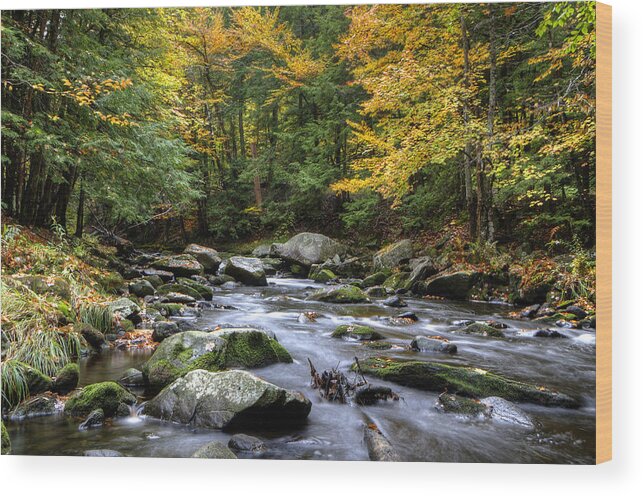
595, 1, 612, 465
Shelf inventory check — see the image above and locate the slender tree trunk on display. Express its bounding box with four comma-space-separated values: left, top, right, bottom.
460, 12, 476, 239
251, 142, 262, 208
75, 179, 85, 237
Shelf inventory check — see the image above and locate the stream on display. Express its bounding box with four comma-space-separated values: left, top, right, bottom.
6, 277, 597, 463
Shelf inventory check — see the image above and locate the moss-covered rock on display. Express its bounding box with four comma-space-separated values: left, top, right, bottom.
129, 279, 155, 297
108, 297, 140, 321
1, 421, 10, 455
452, 322, 505, 339
353, 357, 579, 408
183, 244, 222, 274
64, 381, 136, 418
149, 302, 185, 317
142, 329, 292, 390
373, 239, 413, 270
52, 363, 79, 394
382, 272, 410, 290
23, 365, 53, 395
11, 395, 61, 419
152, 254, 204, 277
332, 324, 383, 341
362, 272, 389, 288
76, 323, 107, 351
437, 393, 488, 416
192, 441, 237, 459
176, 277, 214, 300
309, 267, 336, 283
142, 274, 164, 288
422, 271, 478, 300
157, 283, 202, 301
308, 285, 370, 304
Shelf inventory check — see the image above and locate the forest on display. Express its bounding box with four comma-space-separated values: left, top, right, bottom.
1, 3, 597, 463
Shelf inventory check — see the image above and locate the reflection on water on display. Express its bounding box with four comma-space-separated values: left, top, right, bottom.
6, 278, 596, 463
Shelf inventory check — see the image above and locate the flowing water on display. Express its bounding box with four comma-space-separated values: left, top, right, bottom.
6, 277, 596, 463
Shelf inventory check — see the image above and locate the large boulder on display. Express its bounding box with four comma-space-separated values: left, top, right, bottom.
192, 441, 237, 459
223, 257, 267, 286
64, 381, 136, 418
108, 297, 141, 321
183, 244, 222, 274
308, 285, 369, 304
152, 254, 204, 277
373, 239, 413, 270
421, 271, 478, 300
129, 279, 155, 297
176, 278, 214, 300
142, 329, 292, 390
274, 233, 347, 267
143, 369, 311, 429
157, 283, 202, 301
353, 357, 579, 408
77, 323, 107, 351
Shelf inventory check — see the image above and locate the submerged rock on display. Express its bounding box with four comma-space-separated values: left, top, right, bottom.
533, 329, 568, 338
143, 369, 311, 429
410, 336, 457, 354
184, 244, 221, 274
64, 381, 136, 418
373, 239, 413, 271
152, 254, 204, 278
353, 357, 579, 408
274, 232, 348, 267
228, 433, 265, 452
332, 324, 383, 341
78, 408, 105, 430
308, 285, 369, 304
223, 256, 268, 286
437, 393, 488, 416
192, 441, 237, 459
142, 329, 292, 390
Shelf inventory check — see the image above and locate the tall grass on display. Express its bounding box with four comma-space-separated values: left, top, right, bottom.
79, 303, 114, 334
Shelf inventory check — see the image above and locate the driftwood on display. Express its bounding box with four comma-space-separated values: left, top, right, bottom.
307, 357, 400, 405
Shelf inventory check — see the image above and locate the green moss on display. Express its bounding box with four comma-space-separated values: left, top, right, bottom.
53, 363, 79, 394
363, 341, 393, 350
310, 268, 336, 283
23, 365, 53, 395
332, 324, 384, 341
353, 357, 579, 408
438, 393, 488, 416
382, 272, 409, 290
362, 271, 390, 288
157, 283, 202, 300
1, 421, 10, 455
309, 285, 369, 304
222, 331, 293, 368
149, 302, 184, 316
453, 323, 505, 339
95, 272, 125, 295
176, 278, 214, 300
64, 381, 136, 418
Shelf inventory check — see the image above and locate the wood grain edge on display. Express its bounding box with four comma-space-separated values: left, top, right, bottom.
596, 1, 612, 465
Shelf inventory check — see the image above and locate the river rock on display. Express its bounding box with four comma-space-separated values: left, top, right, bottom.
84, 449, 124, 457
143, 369, 312, 429
405, 257, 439, 290
108, 297, 141, 321
366, 286, 388, 297
223, 256, 267, 286
78, 408, 105, 430
521, 304, 541, 319
252, 244, 272, 258
308, 285, 369, 304
158, 283, 201, 301
373, 239, 413, 271
192, 441, 237, 459
363, 423, 401, 462
142, 274, 164, 289
480, 396, 535, 428
176, 277, 214, 300
421, 271, 478, 300
382, 272, 410, 290
184, 244, 222, 274
118, 368, 145, 387
64, 381, 136, 418
564, 305, 588, 320
362, 272, 389, 288
77, 323, 108, 351
129, 279, 155, 297
436, 393, 488, 416
228, 433, 265, 451
141, 268, 174, 282
353, 357, 579, 408
410, 336, 457, 354
152, 254, 204, 277
274, 232, 348, 267
160, 292, 197, 304
534, 329, 568, 338
453, 322, 505, 338
152, 321, 181, 342
308, 266, 337, 283
142, 329, 292, 390
23, 365, 53, 395
52, 363, 79, 394
11, 395, 61, 419
332, 324, 383, 341
382, 295, 407, 308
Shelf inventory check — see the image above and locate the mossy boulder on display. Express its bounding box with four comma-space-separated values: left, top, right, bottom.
1, 421, 10, 455
76, 323, 107, 351
183, 244, 222, 274
366, 286, 388, 297
176, 277, 214, 300
437, 393, 488, 416
129, 279, 155, 297
309, 267, 336, 283
223, 256, 268, 286
308, 285, 370, 304
421, 271, 478, 300
152, 321, 181, 342
143, 369, 311, 429
382, 272, 410, 290
453, 322, 505, 339
52, 363, 79, 394
23, 365, 53, 395
142, 274, 164, 288
64, 381, 136, 418
142, 329, 292, 390
149, 302, 185, 317
353, 357, 579, 408
332, 325, 383, 341
373, 239, 413, 270
152, 254, 204, 277
362, 272, 389, 288
192, 441, 237, 459
158, 283, 202, 301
